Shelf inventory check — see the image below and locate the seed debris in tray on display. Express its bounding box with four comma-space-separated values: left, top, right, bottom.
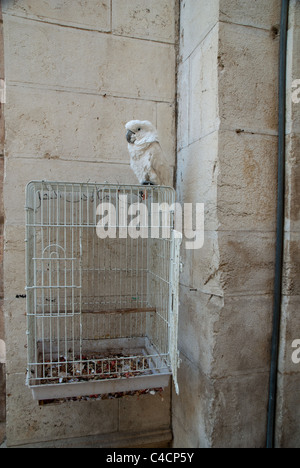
39, 387, 165, 405
41, 354, 152, 385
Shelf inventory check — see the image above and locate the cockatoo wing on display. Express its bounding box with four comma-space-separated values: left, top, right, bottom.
149, 142, 172, 186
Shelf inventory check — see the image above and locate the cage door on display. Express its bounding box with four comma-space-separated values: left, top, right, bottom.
169, 230, 182, 395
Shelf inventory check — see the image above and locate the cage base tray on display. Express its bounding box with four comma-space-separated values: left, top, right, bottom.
29, 337, 171, 400
30, 372, 170, 401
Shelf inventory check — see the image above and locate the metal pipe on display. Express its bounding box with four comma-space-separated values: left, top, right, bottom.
266, 0, 289, 449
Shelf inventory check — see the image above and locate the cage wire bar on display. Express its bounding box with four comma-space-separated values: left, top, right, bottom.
25, 181, 181, 400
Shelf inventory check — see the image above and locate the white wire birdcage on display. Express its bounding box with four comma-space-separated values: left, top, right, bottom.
25, 181, 181, 400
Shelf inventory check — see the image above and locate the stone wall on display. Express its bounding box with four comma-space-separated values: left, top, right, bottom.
174, 0, 282, 448
2, 0, 178, 447
1, 0, 299, 449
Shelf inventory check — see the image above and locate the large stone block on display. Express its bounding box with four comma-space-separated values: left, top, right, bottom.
0, 300, 4, 345
219, 0, 281, 30
211, 371, 270, 447
177, 287, 223, 377
4, 225, 26, 300
3, 16, 175, 102
112, 0, 177, 43
0, 233, 3, 299
176, 132, 219, 231
0, 10, 4, 81
119, 385, 171, 433
0, 336, 4, 362
282, 232, 300, 297
177, 59, 189, 151
218, 22, 279, 134
278, 295, 300, 375
0, 363, 5, 423
286, 0, 300, 136
189, 25, 219, 144
285, 133, 300, 232
212, 295, 273, 377
2, 0, 111, 32
218, 231, 275, 295
156, 102, 176, 167
190, 231, 223, 296
3, 299, 27, 374
4, 210, 25, 372
218, 131, 278, 231
0, 157, 4, 223
0, 112, 4, 157
172, 354, 213, 448
4, 86, 157, 163
179, 0, 219, 61
6, 372, 119, 447
276, 372, 300, 448
4, 157, 137, 226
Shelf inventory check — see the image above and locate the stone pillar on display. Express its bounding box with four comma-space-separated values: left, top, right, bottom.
0, 0, 5, 445
174, 0, 281, 447
276, 0, 300, 448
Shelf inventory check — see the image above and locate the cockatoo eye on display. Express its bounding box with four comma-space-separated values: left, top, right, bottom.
137, 128, 141, 131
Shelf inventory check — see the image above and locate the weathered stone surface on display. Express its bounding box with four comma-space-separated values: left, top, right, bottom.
218, 22, 279, 134
219, 0, 281, 30
218, 231, 275, 295
177, 59, 189, 151
282, 232, 300, 297
172, 354, 212, 448
0, 338, 4, 363
4, 86, 157, 163
176, 132, 219, 231
5, 373, 119, 447
2, 0, 111, 32
179, 0, 219, 61
119, 385, 171, 432
7, 429, 172, 448
212, 295, 273, 377
0, 364, 5, 422
191, 231, 223, 296
286, 0, 300, 136
0, 158, 4, 225
285, 133, 300, 232
0, 235, 3, 298
0, 422, 5, 445
3, 299, 26, 374
276, 372, 300, 448
156, 102, 176, 167
112, 0, 177, 43
4, 16, 175, 102
278, 295, 300, 375
189, 25, 219, 144
0, 301, 4, 345
0, 4, 4, 441
4, 225, 26, 300
4, 158, 137, 226
211, 371, 270, 448
177, 287, 223, 377
218, 131, 278, 231
0, 7, 4, 81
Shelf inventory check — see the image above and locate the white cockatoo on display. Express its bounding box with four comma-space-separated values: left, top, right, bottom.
125, 120, 172, 186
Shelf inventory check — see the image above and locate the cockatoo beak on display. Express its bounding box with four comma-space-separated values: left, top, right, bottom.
126, 130, 136, 144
